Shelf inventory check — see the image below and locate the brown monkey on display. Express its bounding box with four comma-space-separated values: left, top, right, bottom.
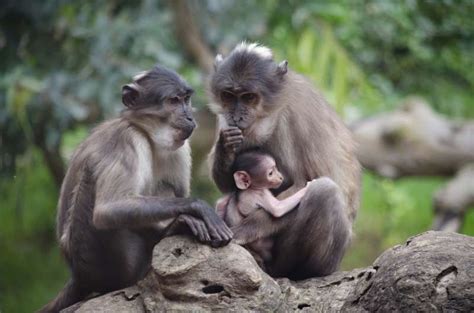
215, 148, 310, 268
39, 65, 232, 312
208, 42, 361, 280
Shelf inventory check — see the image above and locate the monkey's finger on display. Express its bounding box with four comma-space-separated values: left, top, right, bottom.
204, 211, 233, 243
216, 224, 233, 243
224, 136, 243, 145
187, 216, 210, 242
212, 215, 232, 236
196, 221, 211, 242
222, 127, 241, 134
194, 223, 207, 242
204, 217, 225, 242
221, 222, 233, 239
224, 132, 244, 141
185, 218, 200, 237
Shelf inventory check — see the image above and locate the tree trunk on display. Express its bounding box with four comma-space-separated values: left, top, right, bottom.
168, 0, 215, 73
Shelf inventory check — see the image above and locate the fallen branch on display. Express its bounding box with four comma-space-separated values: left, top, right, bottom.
351, 98, 474, 178
63, 231, 474, 312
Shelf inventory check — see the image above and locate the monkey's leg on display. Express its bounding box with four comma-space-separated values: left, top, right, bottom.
270, 177, 351, 280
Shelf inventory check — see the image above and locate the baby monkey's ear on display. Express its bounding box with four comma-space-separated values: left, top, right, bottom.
234, 171, 251, 190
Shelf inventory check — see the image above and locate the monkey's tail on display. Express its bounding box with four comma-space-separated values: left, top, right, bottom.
37, 279, 86, 313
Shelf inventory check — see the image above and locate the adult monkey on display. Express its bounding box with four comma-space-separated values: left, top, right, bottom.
208, 43, 361, 280
40, 65, 232, 312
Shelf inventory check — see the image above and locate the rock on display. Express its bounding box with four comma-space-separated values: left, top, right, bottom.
63, 231, 474, 312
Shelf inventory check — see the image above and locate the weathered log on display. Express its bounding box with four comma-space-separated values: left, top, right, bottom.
62, 231, 474, 312
351, 98, 474, 179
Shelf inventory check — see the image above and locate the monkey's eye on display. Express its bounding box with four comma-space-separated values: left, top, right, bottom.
184, 95, 191, 103
221, 91, 236, 103
169, 97, 180, 105
269, 170, 273, 176
241, 93, 257, 104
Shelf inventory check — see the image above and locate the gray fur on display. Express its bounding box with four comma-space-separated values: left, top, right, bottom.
208, 43, 361, 280
39, 65, 231, 312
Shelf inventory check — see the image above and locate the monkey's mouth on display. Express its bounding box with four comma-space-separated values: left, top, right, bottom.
272, 181, 283, 189
174, 125, 195, 141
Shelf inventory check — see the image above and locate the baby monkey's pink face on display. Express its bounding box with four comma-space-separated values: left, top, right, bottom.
256, 156, 284, 189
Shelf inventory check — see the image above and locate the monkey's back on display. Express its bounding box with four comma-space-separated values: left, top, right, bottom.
55, 118, 136, 259
267, 71, 361, 221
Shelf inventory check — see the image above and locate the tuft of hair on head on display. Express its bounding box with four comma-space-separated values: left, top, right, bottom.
232, 147, 274, 176
233, 41, 273, 60
133, 70, 149, 82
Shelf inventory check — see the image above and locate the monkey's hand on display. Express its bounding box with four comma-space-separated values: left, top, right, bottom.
177, 214, 212, 243
218, 127, 243, 154
191, 199, 233, 247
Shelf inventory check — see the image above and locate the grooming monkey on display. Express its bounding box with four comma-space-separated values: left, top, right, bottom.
39, 65, 232, 312
215, 148, 310, 268
208, 43, 361, 280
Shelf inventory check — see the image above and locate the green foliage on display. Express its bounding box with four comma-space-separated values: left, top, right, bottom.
342, 173, 474, 270
0, 149, 67, 313
269, 0, 474, 118
271, 25, 390, 119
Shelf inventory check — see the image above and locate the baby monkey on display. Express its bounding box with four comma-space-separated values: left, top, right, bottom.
216, 148, 310, 268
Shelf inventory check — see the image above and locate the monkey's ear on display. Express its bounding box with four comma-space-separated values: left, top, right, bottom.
214, 54, 224, 70
277, 60, 288, 76
234, 171, 251, 190
122, 84, 139, 108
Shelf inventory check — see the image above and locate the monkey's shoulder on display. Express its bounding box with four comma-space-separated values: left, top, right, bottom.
236, 190, 261, 216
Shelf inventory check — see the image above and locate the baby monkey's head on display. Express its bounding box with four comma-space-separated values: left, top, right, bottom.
231, 148, 283, 190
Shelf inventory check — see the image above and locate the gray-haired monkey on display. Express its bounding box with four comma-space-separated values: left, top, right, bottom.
216, 148, 310, 268
208, 42, 361, 280
39, 65, 232, 312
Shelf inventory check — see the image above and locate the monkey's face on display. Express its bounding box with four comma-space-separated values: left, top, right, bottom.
253, 156, 284, 189
209, 43, 288, 133
163, 94, 196, 144
122, 65, 196, 150
217, 89, 261, 130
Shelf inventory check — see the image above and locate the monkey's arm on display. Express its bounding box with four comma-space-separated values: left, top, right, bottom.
258, 187, 307, 218
93, 196, 231, 245
92, 162, 232, 242
210, 127, 243, 193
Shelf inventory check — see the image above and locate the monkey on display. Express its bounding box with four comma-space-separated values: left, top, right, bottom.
215, 148, 311, 269
39, 65, 232, 312
208, 42, 361, 280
